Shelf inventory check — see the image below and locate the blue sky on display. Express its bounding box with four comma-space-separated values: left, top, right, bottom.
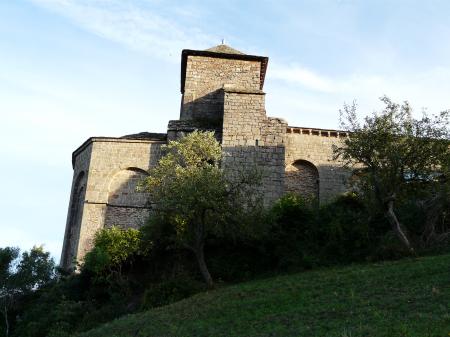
1, 0, 450, 261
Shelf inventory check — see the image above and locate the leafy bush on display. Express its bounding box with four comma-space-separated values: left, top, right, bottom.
141, 212, 272, 283
12, 283, 82, 337
315, 193, 377, 263
83, 226, 141, 276
268, 193, 317, 270
266, 193, 389, 269
12, 271, 128, 337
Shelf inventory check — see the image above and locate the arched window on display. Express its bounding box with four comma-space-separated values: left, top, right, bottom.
62, 171, 86, 269
285, 160, 319, 200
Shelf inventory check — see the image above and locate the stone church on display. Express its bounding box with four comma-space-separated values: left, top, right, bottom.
60, 44, 350, 269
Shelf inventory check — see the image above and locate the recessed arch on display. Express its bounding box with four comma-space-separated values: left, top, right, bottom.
107, 167, 149, 207
285, 159, 319, 200
62, 171, 86, 269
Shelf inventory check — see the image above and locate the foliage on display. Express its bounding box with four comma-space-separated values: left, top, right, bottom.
0, 246, 55, 337
267, 193, 388, 269
83, 226, 141, 276
268, 193, 316, 269
140, 214, 271, 283
0, 247, 19, 337
12, 263, 130, 337
15, 246, 55, 291
12, 275, 84, 337
0, 247, 20, 282
316, 193, 392, 262
75, 253, 450, 337
140, 130, 264, 287
334, 96, 450, 251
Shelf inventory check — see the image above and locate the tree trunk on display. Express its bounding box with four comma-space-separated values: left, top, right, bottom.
421, 192, 445, 246
194, 246, 214, 289
384, 198, 414, 252
3, 303, 9, 337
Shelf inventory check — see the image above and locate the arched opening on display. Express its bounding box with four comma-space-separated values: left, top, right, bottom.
285, 160, 319, 200
62, 171, 86, 269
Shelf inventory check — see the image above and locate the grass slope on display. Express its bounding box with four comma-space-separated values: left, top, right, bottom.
77, 254, 450, 337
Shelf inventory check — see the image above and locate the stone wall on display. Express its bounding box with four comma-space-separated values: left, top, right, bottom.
60, 138, 164, 269
284, 127, 350, 202
181, 55, 261, 121
222, 89, 287, 204
60, 143, 92, 269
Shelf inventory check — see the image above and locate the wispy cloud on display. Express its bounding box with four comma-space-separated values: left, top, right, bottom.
270, 63, 335, 93
29, 0, 218, 61
267, 63, 450, 128
19, 1, 450, 129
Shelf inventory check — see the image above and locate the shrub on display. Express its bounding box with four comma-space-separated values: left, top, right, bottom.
83, 226, 141, 276
12, 289, 85, 337
266, 193, 389, 269
315, 193, 376, 263
268, 193, 317, 270
12, 272, 129, 337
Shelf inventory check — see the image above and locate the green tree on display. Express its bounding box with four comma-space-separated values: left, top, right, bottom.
0, 246, 55, 337
141, 131, 263, 288
334, 97, 450, 251
83, 226, 141, 283
0, 247, 19, 337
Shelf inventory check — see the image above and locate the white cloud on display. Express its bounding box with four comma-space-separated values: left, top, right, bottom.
24, 0, 450, 119
266, 62, 450, 129
270, 63, 335, 93
29, 0, 218, 62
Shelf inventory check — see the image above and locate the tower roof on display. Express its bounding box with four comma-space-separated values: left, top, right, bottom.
205, 44, 245, 55
180, 45, 268, 93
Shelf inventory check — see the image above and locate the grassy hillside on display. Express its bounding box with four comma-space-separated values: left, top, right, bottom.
77, 254, 450, 337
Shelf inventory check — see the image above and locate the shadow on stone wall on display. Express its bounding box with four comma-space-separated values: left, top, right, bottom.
103, 167, 152, 229
318, 164, 352, 203
181, 89, 224, 124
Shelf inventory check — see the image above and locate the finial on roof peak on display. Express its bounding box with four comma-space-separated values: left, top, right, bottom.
205, 44, 245, 55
